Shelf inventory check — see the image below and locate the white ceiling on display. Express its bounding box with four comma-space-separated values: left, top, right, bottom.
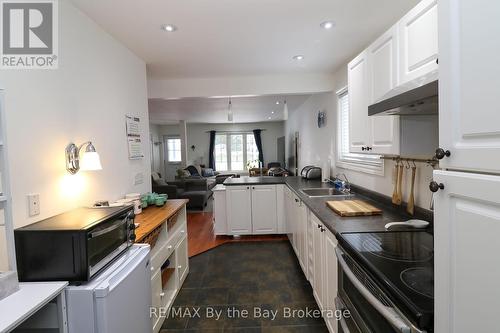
70, 0, 419, 79
149, 94, 312, 124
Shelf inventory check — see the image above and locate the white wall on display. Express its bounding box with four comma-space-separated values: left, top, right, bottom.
148, 74, 335, 99
285, 65, 434, 209
0, 0, 150, 228
151, 121, 285, 178
285, 92, 336, 172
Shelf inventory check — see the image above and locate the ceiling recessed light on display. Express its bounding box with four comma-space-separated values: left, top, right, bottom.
271, 111, 275, 114
275, 101, 280, 105
320, 21, 335, 30
293, 55, 304, 61
268, 117, 272, 120
161, 24, 178, 32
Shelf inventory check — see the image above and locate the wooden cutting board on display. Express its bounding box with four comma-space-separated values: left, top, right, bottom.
327, 200, 382, 217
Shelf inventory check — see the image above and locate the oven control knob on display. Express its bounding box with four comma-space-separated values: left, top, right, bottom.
129, 233, 136, 242
429, 181, 445, 192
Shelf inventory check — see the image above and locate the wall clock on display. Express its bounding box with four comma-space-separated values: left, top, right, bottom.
317, 110, 326, 128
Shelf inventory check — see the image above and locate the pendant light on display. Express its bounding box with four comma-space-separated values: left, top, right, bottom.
283, 100, 289, 120
227, 98, 233, 122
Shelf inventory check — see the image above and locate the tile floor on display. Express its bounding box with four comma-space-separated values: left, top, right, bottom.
161, 241, 328, 332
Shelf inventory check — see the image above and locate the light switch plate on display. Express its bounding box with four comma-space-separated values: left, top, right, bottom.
28, 194, 40, 216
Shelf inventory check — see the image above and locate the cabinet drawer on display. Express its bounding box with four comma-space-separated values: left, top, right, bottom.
150, 225, 186, 275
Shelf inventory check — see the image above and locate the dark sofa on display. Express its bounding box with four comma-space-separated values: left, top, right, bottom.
151, 172, 215, 209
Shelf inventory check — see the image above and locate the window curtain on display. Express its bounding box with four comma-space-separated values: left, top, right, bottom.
208, 130, 216, 170
253, 129, 264, 166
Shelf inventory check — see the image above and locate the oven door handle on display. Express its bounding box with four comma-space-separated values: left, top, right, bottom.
335, 297, 351, 333
335, 247, 422, 333
88, 214, 130, 239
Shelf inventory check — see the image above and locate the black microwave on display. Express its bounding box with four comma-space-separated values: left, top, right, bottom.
15, 206, 136, 282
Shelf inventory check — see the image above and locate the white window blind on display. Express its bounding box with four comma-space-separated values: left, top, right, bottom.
339, 91, 350, 157
336, 88, 384, 175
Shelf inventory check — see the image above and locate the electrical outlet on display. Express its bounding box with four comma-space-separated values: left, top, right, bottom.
28, 194, 40, 216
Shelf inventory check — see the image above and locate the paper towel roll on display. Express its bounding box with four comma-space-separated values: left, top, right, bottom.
322, 159, 330, 182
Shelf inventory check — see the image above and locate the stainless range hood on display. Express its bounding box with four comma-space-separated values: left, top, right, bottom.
368, 80, 438, 116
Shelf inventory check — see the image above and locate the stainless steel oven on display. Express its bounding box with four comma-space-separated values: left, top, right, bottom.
336, 246, 426, 333
15, 206, 136, 282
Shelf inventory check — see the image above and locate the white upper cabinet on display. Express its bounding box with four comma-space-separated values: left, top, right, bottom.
368, 25, 399, 103
398, 0, 438, 84
367, 25, 400, 155
347, 0, 438, 157
348, 51, 370, 153
438, 0, 500, 174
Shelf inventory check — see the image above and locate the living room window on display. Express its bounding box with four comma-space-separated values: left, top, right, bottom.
336, 87, 384, 175
215, 132, 260, 172
166, 137, 182, 163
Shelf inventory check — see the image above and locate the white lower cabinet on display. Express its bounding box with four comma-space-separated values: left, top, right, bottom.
324, 230, 339, 333
226, 186, 253, 235
176, 236, 189, 283
213, 185, 227, 235
225, 185, 281, 235
149, 207, 189, 333
285, 192, 338, 333
251, 185, 278, 234
151, 270, 163, 331
310, 213, 326, 310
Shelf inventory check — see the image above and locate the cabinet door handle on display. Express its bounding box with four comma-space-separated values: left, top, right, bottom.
361, 146, 366, 151
160, 292, 165, 298
317, 224, 321, 229
295, 198, 299, 203
178, 265, 182, 269
435, 148, 451, 160
167, 245, 173, 250
367, 147, 372, 151
247, 186, 250, 189
320, 227, 325, 233
429, 181, 445, 192
150, 266, 155, 272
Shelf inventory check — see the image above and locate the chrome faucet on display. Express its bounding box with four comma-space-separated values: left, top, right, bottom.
335, 173, 351, 194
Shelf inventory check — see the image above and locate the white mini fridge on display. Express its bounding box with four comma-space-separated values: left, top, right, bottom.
65, 244, 152, 333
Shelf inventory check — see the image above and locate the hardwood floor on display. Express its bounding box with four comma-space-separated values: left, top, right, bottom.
187, 211, 288, 257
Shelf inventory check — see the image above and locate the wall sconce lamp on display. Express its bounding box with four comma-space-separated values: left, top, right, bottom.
65, 141, 102, 174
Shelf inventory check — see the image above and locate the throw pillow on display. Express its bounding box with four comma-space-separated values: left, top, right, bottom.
202, 168, 215, 177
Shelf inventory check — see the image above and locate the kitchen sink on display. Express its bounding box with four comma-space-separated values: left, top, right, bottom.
300, 188, 351, 198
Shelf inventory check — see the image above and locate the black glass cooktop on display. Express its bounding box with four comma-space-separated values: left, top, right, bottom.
339, 231, 434, 330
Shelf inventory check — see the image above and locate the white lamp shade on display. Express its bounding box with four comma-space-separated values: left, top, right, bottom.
80, 151, 102, 171
283, 102, 289, 120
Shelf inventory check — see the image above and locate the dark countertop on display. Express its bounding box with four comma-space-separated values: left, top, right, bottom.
284, 177, 432, 237
223, 176, 286, 186
225, 176, 433, 237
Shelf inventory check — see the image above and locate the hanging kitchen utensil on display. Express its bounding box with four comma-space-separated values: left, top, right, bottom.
392, 160, 400, 205
407, 163, 417, 215
395, 161, 404, 205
